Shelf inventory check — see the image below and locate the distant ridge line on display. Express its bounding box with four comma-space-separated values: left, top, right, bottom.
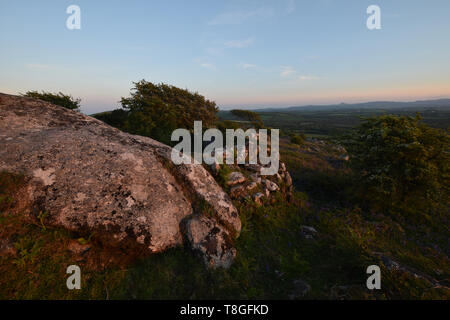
229, 98, 450, 112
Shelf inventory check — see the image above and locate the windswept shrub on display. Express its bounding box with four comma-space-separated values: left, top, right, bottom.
120, 80, 218, 145
22, 91, 81, 111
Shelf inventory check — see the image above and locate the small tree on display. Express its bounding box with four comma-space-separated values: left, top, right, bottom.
22, 91, 81, 111
120, 80, 218, 145
343, 114, 449, 215
230, 109, 264, 129
289, 132, 306, 146
94, 109, 129, 131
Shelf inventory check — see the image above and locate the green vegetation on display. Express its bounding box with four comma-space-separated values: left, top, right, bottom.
22, 91, 81, 111
278, 131, 449, 299
95, 80, 218, 145
230, 109, 264, 129
218, 106, 450, 139
94, 109, 129, 130
289, 132, 306, 146
342, 115, 449, 217
1, 168, 447, 299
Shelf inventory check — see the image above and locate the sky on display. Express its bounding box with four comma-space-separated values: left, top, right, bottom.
1, 0, 450, 114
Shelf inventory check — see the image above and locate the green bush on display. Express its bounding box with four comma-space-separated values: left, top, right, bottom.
230, 109, 264, 129
289, 132, 306, 146
22, 91, 81, 111
342, 114, 449, 215
120, 80, 218, 145
93, 109, 129, 130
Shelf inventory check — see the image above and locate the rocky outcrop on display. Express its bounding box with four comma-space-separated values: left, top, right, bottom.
226, 172, 246, 186
0, 93, 240, 268
210, 161, 293, 206
206, 129, 294, 206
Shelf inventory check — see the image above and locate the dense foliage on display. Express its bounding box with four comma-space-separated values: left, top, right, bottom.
342, 114, 449, 215
289, 132, 306, 146
119, 80, 218, 144
22, 91, 81, 111
230, 109, 264, 129
94, 109, 129, 130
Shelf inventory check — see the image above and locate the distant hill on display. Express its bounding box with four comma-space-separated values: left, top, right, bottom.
252, 99, 450, 112
218, 98, 450, 138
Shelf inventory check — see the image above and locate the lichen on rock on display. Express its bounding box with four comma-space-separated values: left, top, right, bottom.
0, 93, 240, 268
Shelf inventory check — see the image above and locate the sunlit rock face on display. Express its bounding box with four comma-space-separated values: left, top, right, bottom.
0, 93, 240, 268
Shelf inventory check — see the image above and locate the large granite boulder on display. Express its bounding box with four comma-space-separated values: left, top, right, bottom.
0, 93, 240, 268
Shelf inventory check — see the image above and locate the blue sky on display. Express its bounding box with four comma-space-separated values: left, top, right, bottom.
1, 0, 450, 113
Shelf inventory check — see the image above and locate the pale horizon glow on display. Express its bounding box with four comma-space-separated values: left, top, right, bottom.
1, 0, 450, 114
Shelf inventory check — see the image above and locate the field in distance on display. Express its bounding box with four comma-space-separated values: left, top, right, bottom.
219, 99, 450, 138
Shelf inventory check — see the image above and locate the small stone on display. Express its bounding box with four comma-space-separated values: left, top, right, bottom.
67, 240, 91, 255
230, 185, 245, 199
300, 225, 317, 240
250, 173, 261, 184
285, 172, 293, 187
263, 179, 279, 192
246, 182, 258, 191
253, 192, 264, 206
300, 225, 317, 234
227, 171, 246, 186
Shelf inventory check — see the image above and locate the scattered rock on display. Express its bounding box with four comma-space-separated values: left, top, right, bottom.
230, 185, 245, 199
263, 179, 279, 192
289, 279, 311, 299
185, 215, 236, 269
250, 173, 261, 184
253, 192, 264, 206
300, 225, 318, 240
246, 182, 258, 191
285, 172, 293, 187
226, 171, 246, 186
376, 254, 443, 287
301, 225, 317, 234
